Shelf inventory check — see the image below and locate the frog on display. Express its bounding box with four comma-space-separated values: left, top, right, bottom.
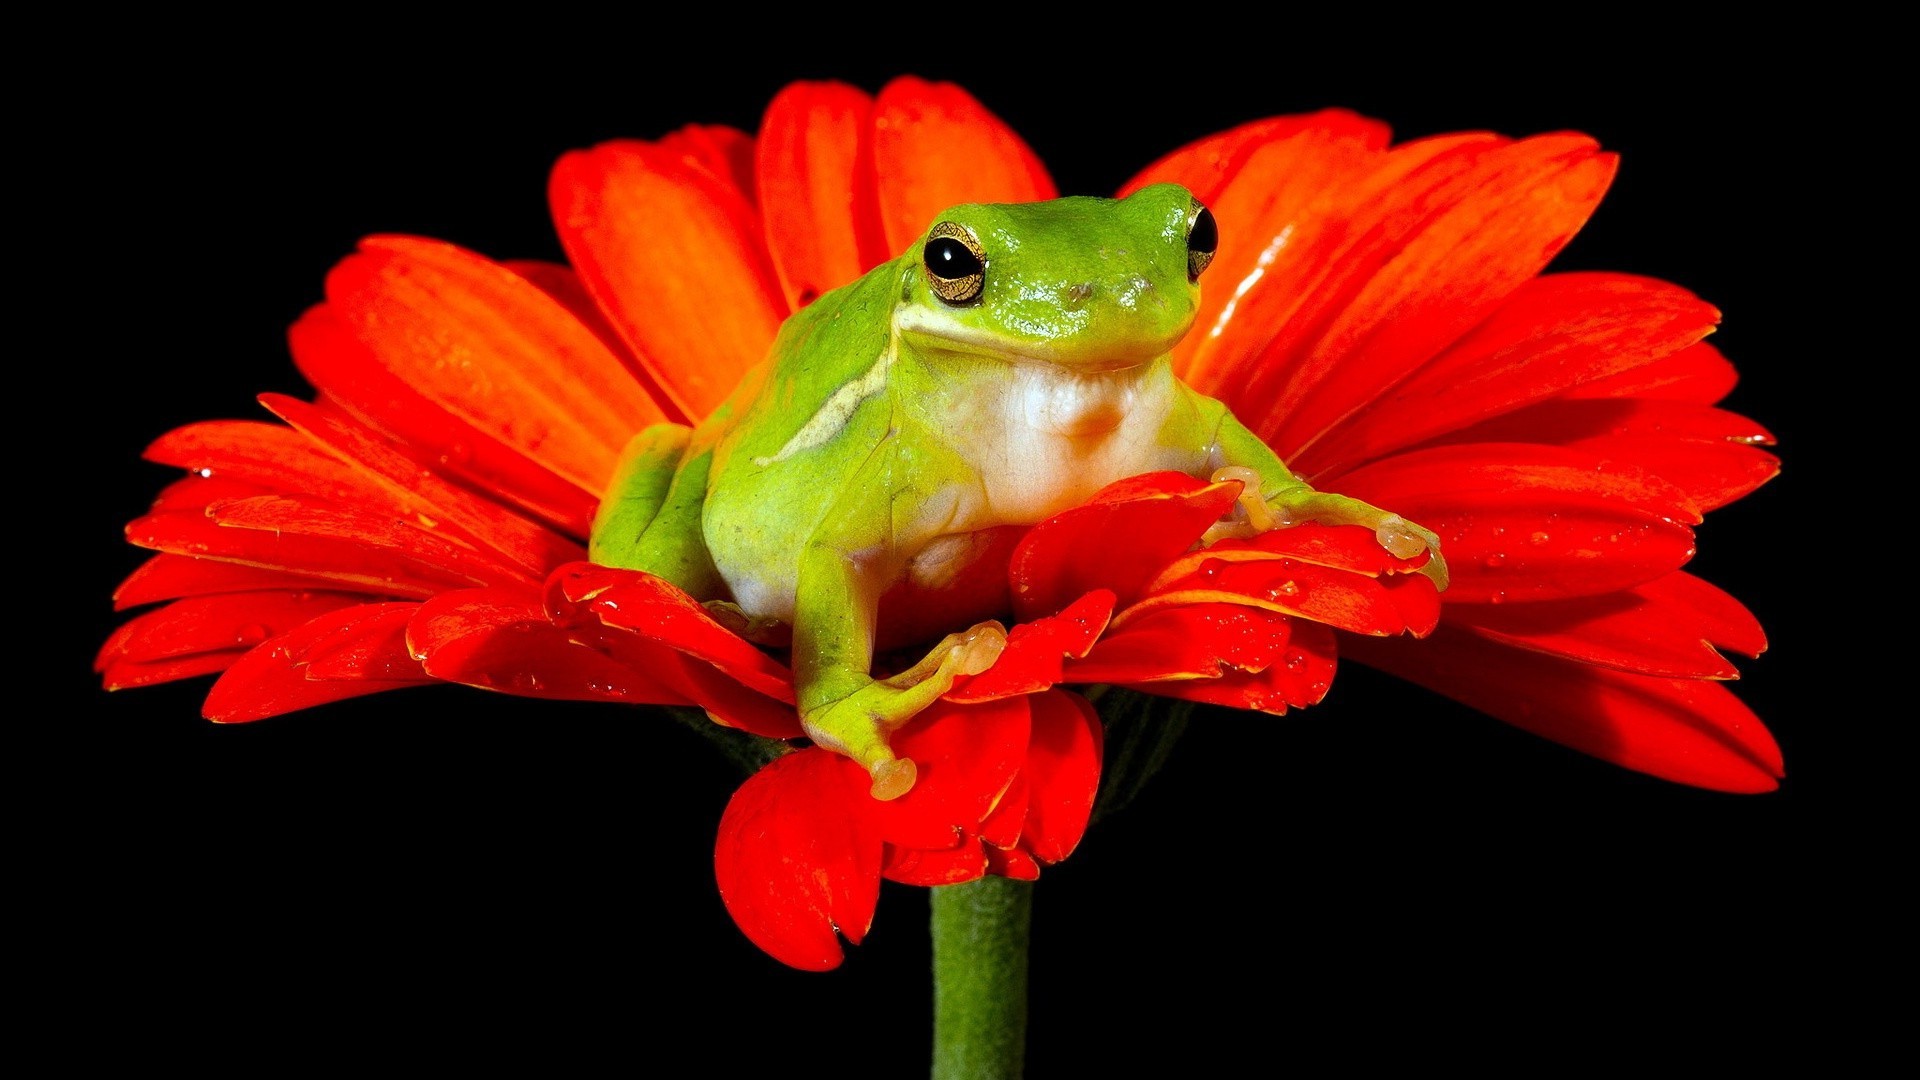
589, 181, 1445, 801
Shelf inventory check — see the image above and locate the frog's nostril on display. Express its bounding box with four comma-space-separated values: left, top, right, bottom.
1064, 282, 1094, 307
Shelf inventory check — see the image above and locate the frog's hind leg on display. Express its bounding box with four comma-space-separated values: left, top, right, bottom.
589, 423, 725, 599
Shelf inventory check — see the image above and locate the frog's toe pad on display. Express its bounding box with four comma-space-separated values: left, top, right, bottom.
954, 622, 1008, 676
1375, 515, 1428, 559
869, 757, 918, 802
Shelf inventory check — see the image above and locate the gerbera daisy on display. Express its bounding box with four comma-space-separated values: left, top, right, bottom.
89, 69, 1784, 1073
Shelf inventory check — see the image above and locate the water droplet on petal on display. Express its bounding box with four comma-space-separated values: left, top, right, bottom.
1529, 531, 1550, 546
234, 623, 271, 647
1483, 553, 1506, 569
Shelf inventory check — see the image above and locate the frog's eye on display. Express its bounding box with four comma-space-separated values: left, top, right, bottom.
924, 221, 986, 304
1187, 200, 1218, 282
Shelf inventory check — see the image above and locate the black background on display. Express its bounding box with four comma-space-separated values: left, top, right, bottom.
62, 31, 1862, 1072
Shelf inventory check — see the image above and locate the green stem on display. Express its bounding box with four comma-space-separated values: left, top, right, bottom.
931, 876, 1032, 1080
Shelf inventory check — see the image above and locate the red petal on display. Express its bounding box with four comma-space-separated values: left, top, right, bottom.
985, 846, 1041, 881
1071, 603, 1292, 685
1162, 120, 1398, 389
126, 501, 487, 599
946, 590, 1114, 703
1445, 571, 1766, 678
1008, 472, 1240, 619
882, 839, 988, 887
1438, 398, 1778, 512
549, 563, 795, 705
1134, 555, 1439, 638
99, 650, 246, 690
1119, 109, 1391, 205
1018, 690, 1103, 865
1116, 620, 1339, 713
144, 419, 366, 495
410, 587, 687, 703
202, 603, 434, 722
325, 236, 670, 491
97, 590, 370, 670
870, 698, 1030, 851
260, 394, 585, 580
501, 259, 644, 373
1181, 132, 1503, 423
715, 749, 883, 971
1344, 628, 1782, 793
1562, 340, 1739, 404
206, 492, 526, 584
113, 553, 365, 611
1333, 444, 1701, 603
291, 304, 599, 538
871, 76, 1056, 256
1297, 272, 1722, 475
1270, 136, 1617, 456
549, 138, 785, 419
755, 80, 889, 307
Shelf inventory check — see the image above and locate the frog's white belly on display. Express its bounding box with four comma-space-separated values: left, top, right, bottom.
945, 359, 1205, 529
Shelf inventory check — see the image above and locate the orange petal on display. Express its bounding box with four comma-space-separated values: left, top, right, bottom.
755, 80, 889, 307
1271, 136, 1618, 457
1562, 340, 1739, 404
549, 138, 785, 419
1333, 444, 1701, 603
1120, 109, 1391, 205
290, 304, 599, 538
1445, 571, 1766, 679
145, 419, 368, 496
1344, 627, 1782, 793
1297, 272, 1722, 475
715, 749, 883, 971
1438, 398, 1779, 511
1180, 132, 1506, 422
502, 259, 644, 373
202, 603, 433, 722
325, 235, 670, 494
871, 76, 1056, 256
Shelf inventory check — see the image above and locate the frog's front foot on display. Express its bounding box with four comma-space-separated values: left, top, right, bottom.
1208, 466, 1450, 591
800, 621, 1007, 801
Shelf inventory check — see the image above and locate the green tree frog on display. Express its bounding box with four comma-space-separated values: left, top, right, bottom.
590, 182, 1445, 800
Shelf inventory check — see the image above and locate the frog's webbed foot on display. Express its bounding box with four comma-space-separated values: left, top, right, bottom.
800, 621, 1007, 801
1206, 466, 1450, 591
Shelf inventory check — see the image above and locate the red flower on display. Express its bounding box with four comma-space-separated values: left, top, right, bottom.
95, 75, 1778, 970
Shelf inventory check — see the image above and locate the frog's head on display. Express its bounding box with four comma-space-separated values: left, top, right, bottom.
893, 182, 1216, 371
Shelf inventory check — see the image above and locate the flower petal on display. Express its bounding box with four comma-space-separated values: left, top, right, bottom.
260, 393, 586, 580
871, 76, 1056, 255
1332, 444, 1701, 603
882, 839, 988, 888
1444, 571, 1767, 679
870, 698, 1031, 851
325, 236, 670, 492
549, 138, 785, 419
1139, 527, 1442, 638
1270, 135, 1617, 456
755, 80, 890, 307
1438, 399, 1779, 512
202, 603, 433, 722
1295, 272, 1722, 475
1018, 690, 1103, 865
409, 587, 688, 703
1120, 109, 1391, 206
290, 304, 600, 538
112, 553, 367, 611
1344, 628, 1782, 793
715, 749, 883, 972
1070, 603, 1293, 686
1112, 618, 1340, 713
1561, 340, 1739, 404
946, 590, 1114, 703
1008, 472, 1240, 620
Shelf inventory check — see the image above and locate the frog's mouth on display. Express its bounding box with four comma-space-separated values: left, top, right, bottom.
895, 305, 1185, 372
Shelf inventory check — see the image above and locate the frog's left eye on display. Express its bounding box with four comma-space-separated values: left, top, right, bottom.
1187, 200, 1218, 282
924, 222, 986, 304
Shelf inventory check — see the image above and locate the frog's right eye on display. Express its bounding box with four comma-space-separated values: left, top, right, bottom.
924, 222, 986, 304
